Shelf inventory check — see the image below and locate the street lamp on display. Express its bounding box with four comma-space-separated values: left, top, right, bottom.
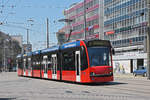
58, 18, 73, 42
26, 19, 34, 52
27, 18, 34, 44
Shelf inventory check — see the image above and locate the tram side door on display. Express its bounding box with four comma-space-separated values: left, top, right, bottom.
75, 51, 81, 82
23, 58, 26, 76
52, 54, 57, 79
43, 56, 48, 78
28, 58, 31, 76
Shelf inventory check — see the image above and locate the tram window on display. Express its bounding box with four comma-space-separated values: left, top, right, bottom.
41, 59, 44, 70
54, 55, 59, 70
17, 59, 20, 69
33, 61, 36, 69
88, 47, 110, 66
32, 55, 40, 70
32, 56, 35, 70
36, 61, 40, 70
32, 55, 41, 70
63, 51, 75, 71
28, 58, 31, 70
25, 59, 28, 69
18, 59, 23, 69
33, 61, 36, 70
23, 59, 26, 70
42, 55, 50, 71
56, 55, 60, 70
48, 55, 52, 70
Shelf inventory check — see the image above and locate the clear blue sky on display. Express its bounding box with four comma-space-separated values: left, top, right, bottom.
0, 0, 82, 51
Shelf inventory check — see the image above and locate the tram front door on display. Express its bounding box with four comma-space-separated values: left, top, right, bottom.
23, 58, 26, 76
43, 56, 48, 78
52, 54, 57, 79
75, 51, 81, 82
28, 58, 31, 76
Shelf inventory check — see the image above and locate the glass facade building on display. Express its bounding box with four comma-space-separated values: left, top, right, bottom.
104, 0, 148, 73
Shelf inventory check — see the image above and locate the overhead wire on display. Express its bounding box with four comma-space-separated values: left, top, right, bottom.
2, 23, 28, 30
0, 0, 62, 50
0, 0, 10, 21
1, 23, 44, 35
0, 0, 10, 10
1, 0, 21, 23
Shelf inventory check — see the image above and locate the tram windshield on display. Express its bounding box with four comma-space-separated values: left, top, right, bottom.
88, 47, 111, 67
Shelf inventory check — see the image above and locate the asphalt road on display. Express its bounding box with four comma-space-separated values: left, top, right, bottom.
0, 72, 150, 100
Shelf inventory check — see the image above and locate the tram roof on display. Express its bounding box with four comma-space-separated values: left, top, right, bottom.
16, 54, 22, 58
61, 40, 80, 49
60, 39, 111, 49
32, 50, 41, 55
41, 46, 59, 53
27, 52, 32, 56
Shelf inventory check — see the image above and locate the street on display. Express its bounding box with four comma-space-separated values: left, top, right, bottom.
0, 72, 150, 100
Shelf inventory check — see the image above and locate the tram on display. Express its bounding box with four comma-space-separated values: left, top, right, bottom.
17, 39, 114, 83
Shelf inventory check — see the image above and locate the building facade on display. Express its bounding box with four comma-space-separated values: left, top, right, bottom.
0, 31, 22, 72
63, 0, 102, 40
104, 0, 148, 73
11, 35, 23, 48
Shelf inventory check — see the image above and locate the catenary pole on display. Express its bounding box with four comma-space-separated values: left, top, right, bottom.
27, 29, 29, 44
27, 29, 29, 53
47, 18, 49, 48
147, 0, 150, 80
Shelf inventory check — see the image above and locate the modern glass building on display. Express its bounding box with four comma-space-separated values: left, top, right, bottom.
104, 0, 148, 73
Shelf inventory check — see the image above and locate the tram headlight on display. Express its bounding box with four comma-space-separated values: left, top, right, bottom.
90, 72, 96, 76
109, 72, 113, 75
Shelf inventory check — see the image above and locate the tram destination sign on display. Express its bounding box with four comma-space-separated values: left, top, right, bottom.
87, 40, 111, 47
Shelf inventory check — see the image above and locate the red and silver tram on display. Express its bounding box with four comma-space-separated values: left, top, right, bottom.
17, 39, 114, 83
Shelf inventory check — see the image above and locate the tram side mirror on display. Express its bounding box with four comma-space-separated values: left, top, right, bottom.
112, 48, 115, 55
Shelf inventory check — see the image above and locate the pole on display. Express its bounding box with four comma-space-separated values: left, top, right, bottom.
147, 0, 150, 80
26, 29, 29, 53
99, 0, 104, 40
83, 0, 86, 40
47, 18, 49, 48
27, 29, 29, 44
67, 28, 72, 42
3, 41, 6, 72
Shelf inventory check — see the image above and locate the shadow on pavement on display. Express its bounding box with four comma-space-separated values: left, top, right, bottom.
0, 98, 16, 100
22, 76, 127, 86
59, 80, 127, 86
82, 81, 127, 86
